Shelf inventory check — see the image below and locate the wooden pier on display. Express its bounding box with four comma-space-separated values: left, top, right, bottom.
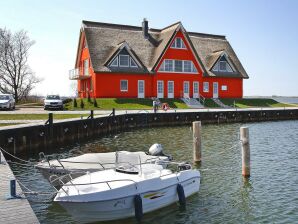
0, 151, 39, 223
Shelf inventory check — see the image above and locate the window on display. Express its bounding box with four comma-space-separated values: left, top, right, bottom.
183, 61, 192, 72
203, 82, 209, 92
158, 59, 197, 73
221, 85, 228, 91
84, 59, 89, 76
157, 81, 163, 93
212, 55, 234, 73
110, 57, 118, 67
171, 37, 186, 49
119, 55, 129, 67
174, 60, 183, 72
120, 80, 128, 92
130, 58, 137, 67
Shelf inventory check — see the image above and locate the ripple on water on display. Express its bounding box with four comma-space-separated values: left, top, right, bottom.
10, 120, 298, 224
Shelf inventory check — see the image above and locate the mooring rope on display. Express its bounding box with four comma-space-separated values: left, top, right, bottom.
0, 146, 35, 164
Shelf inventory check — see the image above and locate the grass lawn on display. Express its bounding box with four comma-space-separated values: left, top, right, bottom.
65, 98, 188, 110
220, 98, 296, 108
0, 114, 89, 120
0, 123, 23, 127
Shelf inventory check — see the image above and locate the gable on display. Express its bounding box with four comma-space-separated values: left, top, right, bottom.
155, 29, 204, 75
211, 54, 234, 73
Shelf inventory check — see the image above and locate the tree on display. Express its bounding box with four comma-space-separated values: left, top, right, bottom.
0, 28, 41, 102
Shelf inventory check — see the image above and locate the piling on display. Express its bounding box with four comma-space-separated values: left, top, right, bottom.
240, 127, 250, 177
193, 121, 202, 163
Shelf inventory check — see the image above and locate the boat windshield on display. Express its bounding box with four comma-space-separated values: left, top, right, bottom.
0, 95, 9, 100
115, 152, 141, 175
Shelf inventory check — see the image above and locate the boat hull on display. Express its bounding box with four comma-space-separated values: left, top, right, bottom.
57, 177, 200, 223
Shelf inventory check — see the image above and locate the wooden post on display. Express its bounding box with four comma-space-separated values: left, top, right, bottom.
240, 127, 250, 177
193, 121, 202, 163
90, 110, 94, 119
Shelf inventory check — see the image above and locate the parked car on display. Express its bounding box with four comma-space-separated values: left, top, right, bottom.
44, 95, 64, 110
0, 94, 15, 110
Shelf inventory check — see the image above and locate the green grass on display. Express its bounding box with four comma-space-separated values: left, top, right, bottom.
0, 123, 23, 127
220, 98, 296, 108
0, 114, 89, 120
65, 98, 188, 110
203, 99, 220, 108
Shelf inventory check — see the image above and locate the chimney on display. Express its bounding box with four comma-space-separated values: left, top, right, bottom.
142, 18, 149, 39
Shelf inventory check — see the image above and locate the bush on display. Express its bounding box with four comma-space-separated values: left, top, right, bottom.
73, 98, 77, 107
93, 98, 98, 107
80, 98, 84, 108
63, 98, 72, 104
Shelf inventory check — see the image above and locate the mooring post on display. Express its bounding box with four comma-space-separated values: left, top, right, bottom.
240, 127, 250, 177
112, 108, 115, 117
193, 121, 202, 163
90, 110, 94, 119
48, 113, 53, 140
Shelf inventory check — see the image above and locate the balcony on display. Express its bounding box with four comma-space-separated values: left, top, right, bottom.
69, 68, 91, 80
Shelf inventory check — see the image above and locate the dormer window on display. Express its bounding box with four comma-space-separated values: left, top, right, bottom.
212, 54, 234, 73
171, 37, 186, 49
109, 54, 139, 68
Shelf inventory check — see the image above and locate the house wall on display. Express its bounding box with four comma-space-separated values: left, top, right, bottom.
77, 30, 244, 99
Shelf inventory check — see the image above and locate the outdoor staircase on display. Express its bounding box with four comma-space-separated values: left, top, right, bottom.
181, 95, 204, 109
212, 98, 231, 108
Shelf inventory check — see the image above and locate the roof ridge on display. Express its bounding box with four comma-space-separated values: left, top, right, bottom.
188, 32, 226, 39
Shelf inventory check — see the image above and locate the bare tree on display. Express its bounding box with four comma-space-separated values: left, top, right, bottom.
0, 28, 42, 102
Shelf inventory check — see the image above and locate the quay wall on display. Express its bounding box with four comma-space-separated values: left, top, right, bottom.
0, 109, 298, 155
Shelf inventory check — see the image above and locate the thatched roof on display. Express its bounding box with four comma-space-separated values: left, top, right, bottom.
80, 20, 248, 78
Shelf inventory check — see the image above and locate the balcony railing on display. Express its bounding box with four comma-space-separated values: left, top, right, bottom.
69, 68, 91, 80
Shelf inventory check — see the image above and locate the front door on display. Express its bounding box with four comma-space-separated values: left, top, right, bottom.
183, 81, 189, 98
168, 81, 174, 98
213, 82, 219, 98
193, 81, 199, 98
157, 80, 164, 98
138, 80, 145, 98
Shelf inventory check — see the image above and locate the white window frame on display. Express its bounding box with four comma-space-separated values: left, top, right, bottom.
158, 59, 198, 74
110, 56, 118, 67
203, 82, 209, 93
84, 59, 89, 76
221, 85, 228, 91
120, 80, 128, 92
119, 55, 129, 67
219, 61, 227, 72
130, 57, 138, 68
171, 37, 186, 49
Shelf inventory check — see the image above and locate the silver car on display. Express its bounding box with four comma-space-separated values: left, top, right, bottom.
44, 95, 63, 110
0, 94, 16, 110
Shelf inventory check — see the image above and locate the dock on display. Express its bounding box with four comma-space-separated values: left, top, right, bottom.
0, 151, 39, 224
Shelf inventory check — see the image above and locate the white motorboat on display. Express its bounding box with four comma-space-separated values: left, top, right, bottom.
54, 152, 200, 223
36, 144, 171, 187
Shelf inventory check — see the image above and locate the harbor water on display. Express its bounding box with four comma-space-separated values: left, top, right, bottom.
10, 120, 298, 223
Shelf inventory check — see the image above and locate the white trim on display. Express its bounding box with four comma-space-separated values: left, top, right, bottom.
110, 57, 118, 67
183, 81, 190, 98
213, 82, 219, 98
120, 80, 128, 92
193, 81, 199, 98
130, 57, 138, 68
157, 80, 164, 98
119, 55, 129, 67
167, 81, 174, 98
203, 82, 209, 93
138, 80, 145, 98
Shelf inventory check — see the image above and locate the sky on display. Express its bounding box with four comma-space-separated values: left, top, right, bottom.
0, 0, 297, 97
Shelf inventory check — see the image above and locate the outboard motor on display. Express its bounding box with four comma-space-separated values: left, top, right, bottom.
149, 143, 164, 156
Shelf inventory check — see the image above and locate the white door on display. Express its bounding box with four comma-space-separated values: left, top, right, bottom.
183, 81, 189, 98
138, 80, 145, 98
168, 81, 174, 98
157, 80, 164, 98
193, 81, 199, 98
213, 82, 219, 98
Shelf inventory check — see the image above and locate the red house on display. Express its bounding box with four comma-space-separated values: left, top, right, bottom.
70, 19, 249, 99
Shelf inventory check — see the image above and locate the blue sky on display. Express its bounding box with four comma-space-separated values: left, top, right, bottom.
0, 0, 297, 96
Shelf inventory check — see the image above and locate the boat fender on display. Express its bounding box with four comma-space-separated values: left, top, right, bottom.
149, 143, 164, 156
134, 194, 143, 222
177, 184, 186, 207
